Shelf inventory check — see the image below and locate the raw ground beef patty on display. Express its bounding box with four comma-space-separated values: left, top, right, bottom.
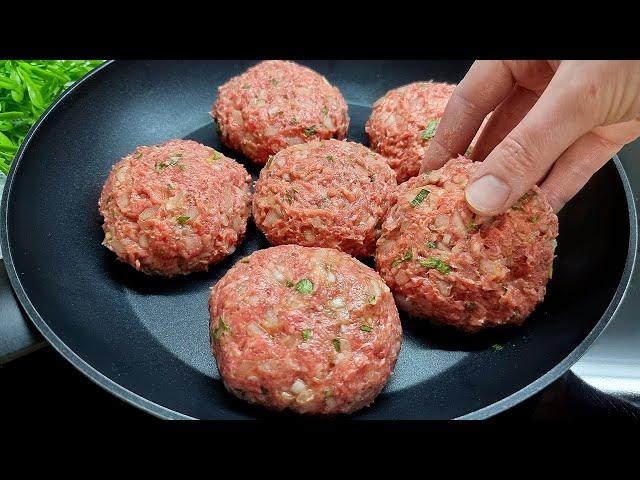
99, 139, 252, 277
366, 81, 486, 184
375, 156, 558, 332
211, 60, 349, 165
209, 245, 402, 415
252, 139, 397, 258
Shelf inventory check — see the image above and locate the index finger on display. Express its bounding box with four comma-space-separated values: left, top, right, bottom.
421, 60, 516, 171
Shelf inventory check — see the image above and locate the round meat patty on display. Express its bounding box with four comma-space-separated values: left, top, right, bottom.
366, 81, 484, 184
375, 156, 558, 332
209, 245, 402, 415
252, 139, 397, 258
211, 60, 349, 165
99, 139, 252, 277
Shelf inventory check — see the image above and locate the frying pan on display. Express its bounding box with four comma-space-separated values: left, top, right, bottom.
1, 60, 636, 419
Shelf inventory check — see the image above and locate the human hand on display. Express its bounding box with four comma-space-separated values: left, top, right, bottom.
421, 60, 640, 214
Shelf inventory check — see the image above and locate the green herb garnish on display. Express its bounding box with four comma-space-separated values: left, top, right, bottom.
322, 106, 328, 116
205, 150, 222, 164
427, 241, 437, 249
266, 155, 275, 168
290, 117, 298, 125
176, 215, 191, 225
284, 280, 294, 288
134, 152, 143, 159
492, 344, 503, 352
419, 257, 452, 274
360, 324, 373, 333
529, 215, 539, 223
302, 125, 316, 137
285, 190, 295, 204
391, 249, 413, 268
213, 317, 231, 341
295, 278, 314, 294
332, 338, 341, 352
0, 60, 104, 175
271, 77, 279, 86
367, 295, 377, 304
302, 329, 312, 341
410, 189, 430, 207
420, 119, 439, 140
326, 154, 333, 162
467, 221, 480, 233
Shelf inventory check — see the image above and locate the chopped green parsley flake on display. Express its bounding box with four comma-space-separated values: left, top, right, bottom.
410, 189, 430, 207
391, 249, 413, 268
295, 278, 314, 294
360, 323, 373, 333
492, 344, 504, 352
134, 152, 143, 159
284, 280, 294, 288
290, 117, 298, 125
367, 295, 377, 304
302, 329, 312, 341
529, 215, 539, 223
421, 119, 439, 140
326, 154, 333, 162
419, 257, 452, 274
266, 155, 275, 168
213, 317, 231, 341
176, 215, 191, 225
467, 221, 479, 233
332, 338, 341, 352
427, 241, 437, 249
303, 125, 317, 137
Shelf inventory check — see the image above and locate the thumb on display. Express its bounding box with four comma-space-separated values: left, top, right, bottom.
465, 67, 597, 215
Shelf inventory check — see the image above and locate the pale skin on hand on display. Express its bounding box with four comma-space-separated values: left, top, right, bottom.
421, 60, 640, 214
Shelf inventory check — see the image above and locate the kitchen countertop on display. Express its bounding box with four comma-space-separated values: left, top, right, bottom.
1, 141, 639, 419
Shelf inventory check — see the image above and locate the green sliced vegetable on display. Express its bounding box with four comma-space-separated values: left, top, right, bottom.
295, 278, 314, 294
421, 119, 439, 140
419, 257, 452, 274
410, 188, 430, 207
0, 60, 104, 175
391, 249, 413, 268
213, 317, 231, 341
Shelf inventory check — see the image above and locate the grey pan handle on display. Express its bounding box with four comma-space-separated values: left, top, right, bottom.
0, 260, 46, 364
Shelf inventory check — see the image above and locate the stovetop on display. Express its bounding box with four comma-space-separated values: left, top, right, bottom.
1, 141, 639, 419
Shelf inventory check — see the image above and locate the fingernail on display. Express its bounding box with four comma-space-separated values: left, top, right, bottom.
465, 175, 511, 213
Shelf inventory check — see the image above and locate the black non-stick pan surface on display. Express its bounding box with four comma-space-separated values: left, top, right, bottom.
1, 60, 636, 419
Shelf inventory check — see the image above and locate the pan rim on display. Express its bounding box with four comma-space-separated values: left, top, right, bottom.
1, 60, 636, 420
